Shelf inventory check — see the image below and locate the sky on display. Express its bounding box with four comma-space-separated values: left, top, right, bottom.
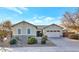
0, 7, 77, 25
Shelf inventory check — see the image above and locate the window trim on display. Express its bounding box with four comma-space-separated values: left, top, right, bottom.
27, 28, 31, 34
17, 28, 22, 35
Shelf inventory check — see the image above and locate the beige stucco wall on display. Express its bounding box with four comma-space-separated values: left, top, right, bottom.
43, 25, 63, 36
12, 23, 37, 36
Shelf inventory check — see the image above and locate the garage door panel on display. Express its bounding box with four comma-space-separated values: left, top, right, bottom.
46, 32, 62, 37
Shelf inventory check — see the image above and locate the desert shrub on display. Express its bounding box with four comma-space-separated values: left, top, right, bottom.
68, 34, 79, 40
41, 35, 48, 44
27, 36, 37, 44
10, 39, 17, 45
0, 30, 7, 37
42, 35, 48, 40
0, 30, 8, 42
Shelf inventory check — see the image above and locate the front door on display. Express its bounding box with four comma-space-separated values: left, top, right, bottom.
37, 31, 42, 37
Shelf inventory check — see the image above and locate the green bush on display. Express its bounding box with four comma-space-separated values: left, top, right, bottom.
10, 39, 17, 45
27, 36, 37, 44
42, 35, 48, 40
68, 34, 79, 40
41, 35, 48, 44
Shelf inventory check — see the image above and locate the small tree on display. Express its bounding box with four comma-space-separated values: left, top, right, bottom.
0, 20, 12, 51
2, 20, 12, 38
3, 20, 12, 30
61, 11, 79, 32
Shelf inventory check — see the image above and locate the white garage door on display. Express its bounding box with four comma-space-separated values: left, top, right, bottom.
46, 30, 62, 37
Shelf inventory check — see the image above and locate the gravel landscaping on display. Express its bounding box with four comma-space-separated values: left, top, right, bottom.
1, 37, 79, 52
10, 38, 56, 47
10, 37, 56, 47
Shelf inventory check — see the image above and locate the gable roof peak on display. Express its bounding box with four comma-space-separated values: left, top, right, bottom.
44, 23, 63, 29
21, 21, 26, 23
12, 21, 37, 28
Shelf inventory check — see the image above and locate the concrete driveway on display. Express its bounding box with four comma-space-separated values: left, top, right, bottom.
1, 37, 79, 52
49, 37, 79, 47
47, 37, 79, 52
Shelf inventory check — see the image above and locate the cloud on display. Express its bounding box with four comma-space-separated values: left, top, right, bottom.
43, 17, 55, 21
5, 7, 28, 14
26, 16, 61, 25
5, 7, 22, 14
18, 7, 28, 11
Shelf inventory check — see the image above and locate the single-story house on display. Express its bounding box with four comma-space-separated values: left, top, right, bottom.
12, 21, 63, 38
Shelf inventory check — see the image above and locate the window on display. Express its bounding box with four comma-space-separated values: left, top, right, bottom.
18, 29, 21, 34
57, 30, 60, 32
27, 29, 30, 34
54, 30, 56, 32
47, 30, 49, 32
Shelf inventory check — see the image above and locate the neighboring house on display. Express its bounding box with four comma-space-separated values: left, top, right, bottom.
12, 21, 63, 38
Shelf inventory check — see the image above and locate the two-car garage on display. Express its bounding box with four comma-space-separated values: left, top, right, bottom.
43, 24, 63, 38
46, 30, 62, 37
